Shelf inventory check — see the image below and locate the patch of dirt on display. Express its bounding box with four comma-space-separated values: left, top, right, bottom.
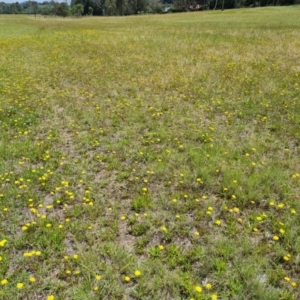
64, 232, 77, 254
118, 220, 136, 254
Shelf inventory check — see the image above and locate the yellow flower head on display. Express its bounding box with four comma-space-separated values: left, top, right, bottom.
205, 283, 212, 289
0, 239, 7, 247
17, 282, 24, 289
195, 285, 202, 293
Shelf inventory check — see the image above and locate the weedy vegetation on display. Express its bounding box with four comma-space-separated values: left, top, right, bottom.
0, 7, 300, 300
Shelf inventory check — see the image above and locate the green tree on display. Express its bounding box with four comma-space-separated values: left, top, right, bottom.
116, 0, 124, 15
41, 7, 51, 16
32, 2, 38, 17
88, 5, 93, 14
105, 0, 117, 15
56, 2, 69, 17
91, 0, 106, 15
72, 3, 84, 15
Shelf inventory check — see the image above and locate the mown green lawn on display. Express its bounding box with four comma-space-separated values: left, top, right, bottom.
0, 7, 300, 299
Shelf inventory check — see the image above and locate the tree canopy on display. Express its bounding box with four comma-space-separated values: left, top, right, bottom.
0, 0, 299, 16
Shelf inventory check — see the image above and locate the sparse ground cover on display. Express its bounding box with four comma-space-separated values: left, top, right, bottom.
0, 7, 300, 299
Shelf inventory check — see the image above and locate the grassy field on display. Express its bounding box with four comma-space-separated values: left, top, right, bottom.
0, 7, 300, 300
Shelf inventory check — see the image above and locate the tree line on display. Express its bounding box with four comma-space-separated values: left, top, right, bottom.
0, 0, 299, 16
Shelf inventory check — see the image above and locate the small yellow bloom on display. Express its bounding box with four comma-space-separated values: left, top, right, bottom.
205, 283, 212, 289
95, 275, 101, 280
158, 245, 164, 250
211, 294, 218, 300
1, 279, 8, 285
47, 295, 55, 300
233, 207, 239, 213
273, 235, 279, 241
161, 226, 168, 232
195, 285, 202, 293
120, 216, 126, 221
134, 270, 141, 277
17, 282, 24, 289
93, 286, 99, 291
0, 239, 7, 247
73, 254, 79, 259
29, 277, 36, 282
291, 281, 297, 287
124, 276, 130, 282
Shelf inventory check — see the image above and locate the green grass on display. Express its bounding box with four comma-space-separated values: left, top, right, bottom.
0, 7, 300, 299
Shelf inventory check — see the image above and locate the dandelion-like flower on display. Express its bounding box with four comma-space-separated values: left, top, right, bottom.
17, 282, 24, 289
195, 285, 202, 293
